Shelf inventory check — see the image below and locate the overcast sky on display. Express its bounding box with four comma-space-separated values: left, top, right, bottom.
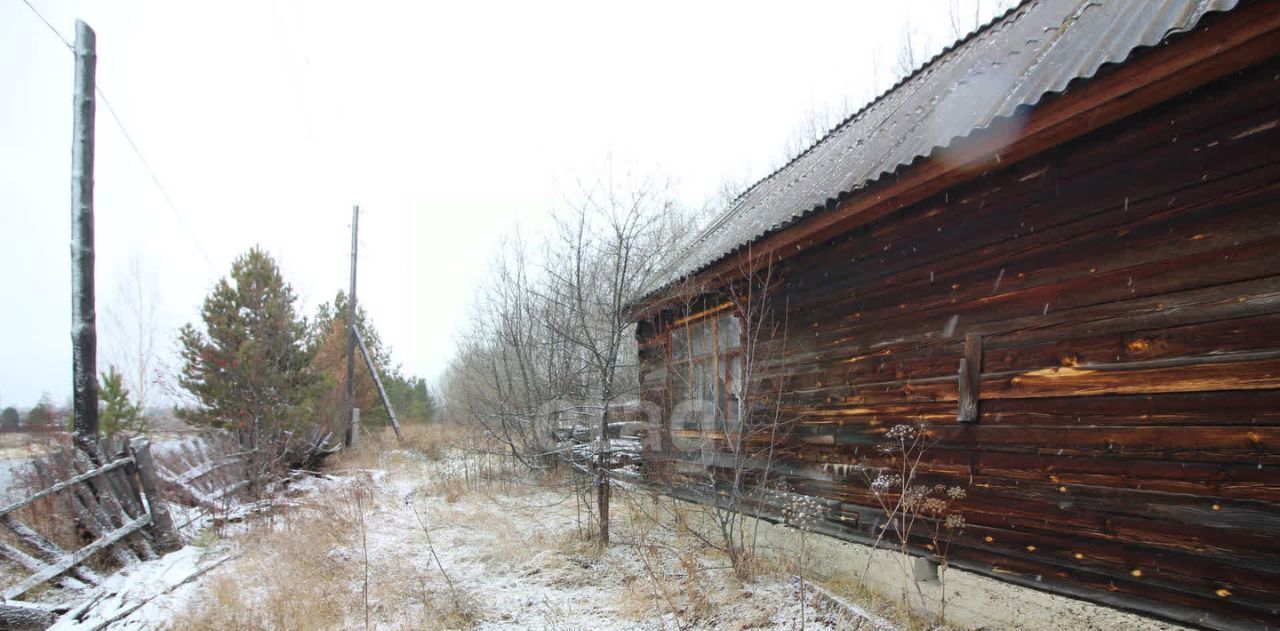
0, 0, 1013, 408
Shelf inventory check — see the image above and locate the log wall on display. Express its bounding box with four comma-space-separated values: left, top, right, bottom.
638, 58, 1280, 629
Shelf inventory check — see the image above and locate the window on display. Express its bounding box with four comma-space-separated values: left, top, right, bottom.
670, 312, 742, 428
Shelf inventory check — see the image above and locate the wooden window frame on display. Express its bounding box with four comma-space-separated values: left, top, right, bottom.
668, 311, 743, 428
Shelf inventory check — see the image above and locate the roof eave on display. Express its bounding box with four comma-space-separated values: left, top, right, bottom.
629, 1, 1280, 323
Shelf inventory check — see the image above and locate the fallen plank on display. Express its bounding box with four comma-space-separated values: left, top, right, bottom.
0, 516, 102, 586
175, 451, 253, 485
0, 458, 133, 518
83, 554, 235, 631
0, 601, 58, 630
0, 542, 87, 591
3, 514, 151, 600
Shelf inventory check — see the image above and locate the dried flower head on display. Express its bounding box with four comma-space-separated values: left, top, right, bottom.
871, 473, 902, 493
884, 423, 918, 441
922, 497, 948, 515
778, 491, 825, 531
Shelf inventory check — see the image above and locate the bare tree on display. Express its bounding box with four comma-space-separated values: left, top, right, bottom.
444, 232, 570, 468
894, 27, 925, 82
776, 99, 857, 171
442, 170, 697, 545
104, 254, 163, 413
658, 246, 802, 577
540, 174, 680, 544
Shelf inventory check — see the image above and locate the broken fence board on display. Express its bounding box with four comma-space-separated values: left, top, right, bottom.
0, 515, 102, 586
0, 601, 58, 630
2, 514, 150, 600
0, 542, 87, 591
0, 458, 133, 519
175, 450, 253, 485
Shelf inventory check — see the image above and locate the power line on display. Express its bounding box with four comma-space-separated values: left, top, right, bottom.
15, 0, 220, 276
95, 89, 219, 274
17, 0, 71, 49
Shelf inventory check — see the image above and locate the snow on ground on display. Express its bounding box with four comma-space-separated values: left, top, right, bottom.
50, 546, 228, 631
351, 450, 868, 630
65, 445, 885, 629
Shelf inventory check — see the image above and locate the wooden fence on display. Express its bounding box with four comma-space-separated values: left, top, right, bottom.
0, 438, 178, 628
153, 433, 256, 513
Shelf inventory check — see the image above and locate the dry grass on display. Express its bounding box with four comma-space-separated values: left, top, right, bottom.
169, 485, 483, 630
167, 487, 360, 630
609, 488, 785, 629
170, 424, 490, 631
336, 422, 467, 470
165, 425, 890, 631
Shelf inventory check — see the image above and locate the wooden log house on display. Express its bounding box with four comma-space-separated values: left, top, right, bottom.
628, 0, 1280, 628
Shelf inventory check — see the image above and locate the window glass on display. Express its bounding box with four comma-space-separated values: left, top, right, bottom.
701, 361, 715, 406
671, 313, 744, 428
689, 322, 711, 357
692, 362, 705, 409
672, 363, 689, 394
726, 359, 742, 424
717, 314, 741, 350
671, 329, 690, 361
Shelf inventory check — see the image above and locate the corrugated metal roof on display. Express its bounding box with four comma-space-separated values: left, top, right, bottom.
642, 0, 1239, 303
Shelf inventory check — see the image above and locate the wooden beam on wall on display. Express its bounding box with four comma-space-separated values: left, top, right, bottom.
958, 333, 983, 422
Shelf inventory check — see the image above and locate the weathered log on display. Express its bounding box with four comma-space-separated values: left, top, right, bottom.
637, 53, 1280, 629
0, 601, 58, 630
0, 515, 101, 585
129, 438, 181, 553
0, 542, 87, 590
2, 515, 149, 600
50, 456, 137, 567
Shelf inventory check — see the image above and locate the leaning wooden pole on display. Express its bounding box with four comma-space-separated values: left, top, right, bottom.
354, 329, 404, 441
70, 20, 99, 451
344, 205, 359, 447
129, 438, 181, 553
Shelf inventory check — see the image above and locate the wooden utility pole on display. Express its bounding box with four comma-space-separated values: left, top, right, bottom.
340, 206, 403, 444
354, 329, 404, 441
70, 20, 98, 451
344, 205, 359, 447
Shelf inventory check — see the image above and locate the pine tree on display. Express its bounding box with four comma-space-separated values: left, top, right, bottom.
99, 365, 146, 437
0, 407, 19, 432
178, 247, 318, 444
25, 397, 54, 431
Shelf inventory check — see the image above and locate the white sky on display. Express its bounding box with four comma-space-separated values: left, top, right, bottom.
0, 0, 1013, 408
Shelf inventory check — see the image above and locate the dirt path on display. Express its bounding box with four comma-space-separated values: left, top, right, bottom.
114, 447, 870, 630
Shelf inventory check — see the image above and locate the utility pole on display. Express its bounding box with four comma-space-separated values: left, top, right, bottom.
354, 329, 404, 441
70, 20, 98, 451
344, 205, 359, 447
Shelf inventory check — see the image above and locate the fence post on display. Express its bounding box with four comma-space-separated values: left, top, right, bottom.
129, 438, 181, 552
